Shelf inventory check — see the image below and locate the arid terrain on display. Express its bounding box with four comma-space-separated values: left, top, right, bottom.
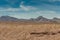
0, 22, 60, 40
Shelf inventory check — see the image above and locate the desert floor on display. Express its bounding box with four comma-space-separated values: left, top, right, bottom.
0, 23, 60, 40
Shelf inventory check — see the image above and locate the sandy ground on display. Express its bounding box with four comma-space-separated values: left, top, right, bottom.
0, 22, 60, 40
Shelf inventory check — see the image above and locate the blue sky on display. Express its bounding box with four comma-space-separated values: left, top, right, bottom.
0, 0, 60, 19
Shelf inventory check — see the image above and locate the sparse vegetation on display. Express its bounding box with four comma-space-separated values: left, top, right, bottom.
0, 22, 60, 40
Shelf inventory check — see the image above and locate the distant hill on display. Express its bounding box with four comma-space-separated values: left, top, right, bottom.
52, 17, 60, 23
0, 16, 60, 23
0, 16, 19, 21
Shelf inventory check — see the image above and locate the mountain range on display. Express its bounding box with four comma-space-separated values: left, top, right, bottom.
0, 16, 60, 23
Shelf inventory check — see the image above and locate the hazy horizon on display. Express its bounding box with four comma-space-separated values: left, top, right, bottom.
0, 0, 60, 19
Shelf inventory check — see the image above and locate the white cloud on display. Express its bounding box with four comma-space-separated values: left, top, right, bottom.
0, 8, 21, 12
49, 0, 60, 2
20, 1, 37, 11
20, 5, 37, 11
0, 1, 37, 12
0, 2, 37, 12
0, 7, 37, 12
35, 11, 56, 14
